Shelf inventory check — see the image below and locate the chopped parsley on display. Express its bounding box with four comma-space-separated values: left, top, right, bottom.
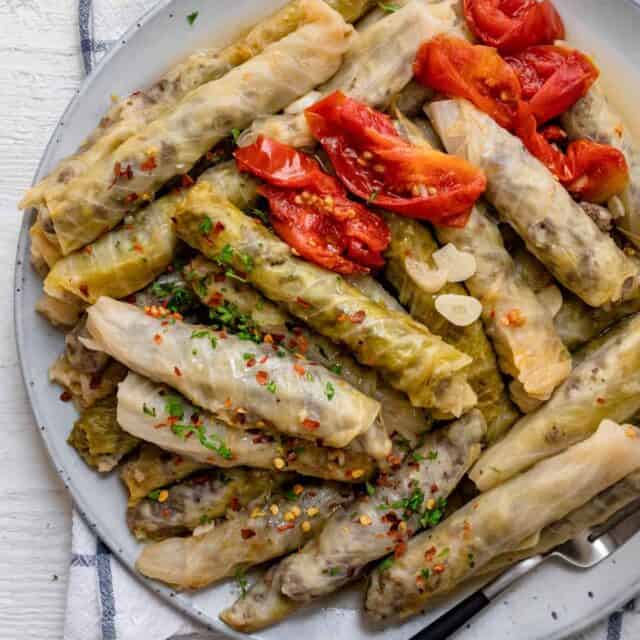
325, 382, 335, 401
243, 352, 256, 361
437, 547, 450, 558
276, 348, 286, 358
217, 244, 235, 265
231, 128, 241, 144
142, 403, 156, 417
328, 567, 341, 576
412, 452, 425, 462
200, 514, 213, 525
189, 327, 216, 350
235, 567, 248, 598
419, 497, 447, 529
148, 489, 162, 501
305, 371, 314, 382
329, 363, 343, 375
365, 482, 376, 497
266, 380, 277, 394
165, 396, 184, 420
199, 216, 213, 235
250, 207, 270, 225
187, 11, 199, 25
366, 188, 379, 205
378, 556, 394, 571
378, 2, 399, 12
427, 450, 438, 461
240, 253, 254, 272
420, 568, 431, 580
285, 489, 300, 501
467, 552, 475, 568
171, 423, 232, 459
210, 301, 262, 343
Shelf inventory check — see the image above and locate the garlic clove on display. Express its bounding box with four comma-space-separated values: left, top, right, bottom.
404, 257, 448, 294
433, 243, 477, 282
537, 284, 563, 318
435, 294, 482, 327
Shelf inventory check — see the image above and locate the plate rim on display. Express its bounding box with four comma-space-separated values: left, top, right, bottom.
12, 0, 640, 638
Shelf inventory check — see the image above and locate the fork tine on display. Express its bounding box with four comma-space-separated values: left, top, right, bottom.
592, 502, 640, 549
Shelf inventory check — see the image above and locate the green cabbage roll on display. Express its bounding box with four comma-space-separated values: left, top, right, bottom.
562, 82, 640, 247
384, 214, 518, 441
121, 444, 209, 505
136, 481, 354, 589
127, 468, 288, 540
67, 397, 139, 472
470, 313, 640, 491
87, 298, 381, 448
44, 0, 354, 255
428, 99, 640, 307
366, 420, 640, 620
175, 181, 476, 416
117, 373, 376, 482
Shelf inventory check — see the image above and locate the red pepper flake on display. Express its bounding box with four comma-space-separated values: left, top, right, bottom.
296, 335, 309, 355
394, 542, 407, 558
296, 297, 311, 308
59, 390, 72, 402
256, 371, 269, 385
277, 523, 295, 533
79, 284, 89, 298
272, 334, 285, 344
292, 326, 304, 336
350, 310, 366, 324
430, 483, 439, 494
424, 546, 437, 562
153, 334, 163, 345
259, 355, 269, 365
224, 398, 233, 409
207, 292, 223, 307
433, 564, 446, 574
181, 174, 195, 188
302, 418, 320, 431
174, 366, 182, 377
111, 161, 133, 187
294, 363, 306, 377
596, 397, 606, 405
229, 496, 241, 512
132, 242, 144, 253
174, 455, 183, 465
83, 245, 93, 255
264, 334, 274, 344
245, 358, 256, 368
124, 193, 139, 204
140, 155, 157, 172
336, 313, 348, 322
214, 273, 226, 283
241, 528, 256, 539
214, 221, 225, 234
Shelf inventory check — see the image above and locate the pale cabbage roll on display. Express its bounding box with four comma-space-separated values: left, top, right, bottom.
481, 469, 640, 576
127, 468, 288, 541
239, 1, 455, 148
87, 298, 380, 448
562, 82, 640, 247
44, 0, 353, 255
470, 313, 640, 491
117, 373, 376, 482
175, 181, 476, 416
427, 99, 640, 307
136, 481, 354, 589
384, 214, 518, 440
365, 420, 640, 620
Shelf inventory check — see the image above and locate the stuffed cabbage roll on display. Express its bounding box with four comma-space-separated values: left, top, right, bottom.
482, 468, 640, 576
127, 468, 287, 540
86, 298, 380, 448
470, 313, 640, 491
44, 0, 353, 255
366, 420, 640, 620
121, 444, 209, 505
277, 411, 485, 602
117, 373, 375, 482
36, 294, 84, 328
384, 214, 518, 440
428, 99, 640, 307
136, 481, 354, 589
562, 82, 640, 247
239, 1, 454, 148
67, 397, 139, 472
175, 181, 476, 416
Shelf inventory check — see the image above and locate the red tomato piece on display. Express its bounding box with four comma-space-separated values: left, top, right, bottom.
305, 91, 486, 225
463, 0, 565, 53
506, 45, 598, 124
414, 35, 521, 130
235, 135, 390, 274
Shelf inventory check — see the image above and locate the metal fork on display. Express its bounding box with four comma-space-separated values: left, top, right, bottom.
410, 498, 640, 640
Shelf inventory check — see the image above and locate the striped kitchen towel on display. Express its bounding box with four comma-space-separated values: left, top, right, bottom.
65, 1, 640, 639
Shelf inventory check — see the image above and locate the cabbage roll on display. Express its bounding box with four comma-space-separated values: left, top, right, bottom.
86, 298, 379, 447
117, 373, 375, 482
366, 420, 640, 620
239, 1, 455, 148
127, 468, 287, 541
121, 444, 209, 505
44, 0, 353, 255
136, 481, 354, 589
36, 294, 84, 328
175, 181, 476, 416
470, 313, 640, 491
562, 82, 640, 247
428, 99, 640, 307
384, 214, 518, 440
277, 411, 485, 602
482, 469, 640, 576
67, 397, 139, 472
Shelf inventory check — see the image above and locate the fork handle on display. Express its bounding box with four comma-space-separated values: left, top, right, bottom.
409, 555, 545, 640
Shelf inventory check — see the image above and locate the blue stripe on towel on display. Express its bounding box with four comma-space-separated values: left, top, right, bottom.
96, 539, 117, 640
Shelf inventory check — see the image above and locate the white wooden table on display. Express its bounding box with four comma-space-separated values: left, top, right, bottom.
0, 1, 82, 638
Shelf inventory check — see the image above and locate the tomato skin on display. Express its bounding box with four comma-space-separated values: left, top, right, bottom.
305, 91, 486, 225
506, 46, 598, 124
235, 136, 390, 275
414, 35, 521, 130
463, 0, 565, 53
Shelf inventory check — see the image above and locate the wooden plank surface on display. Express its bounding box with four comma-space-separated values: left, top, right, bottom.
0, 1, 82, 638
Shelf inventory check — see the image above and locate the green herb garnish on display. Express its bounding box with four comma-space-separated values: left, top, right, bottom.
142, 404, 156, 417
325, 382, 335, 400
199, 216, 213, 235
187, 11, 199, 25
365, 482, 376, 497
378, 556, 394, 571
266, 380, 277, 394
165, 396, 184, 420
235, 567, 248, 598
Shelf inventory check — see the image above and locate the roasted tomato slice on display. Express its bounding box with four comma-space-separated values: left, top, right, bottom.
463, 0, 565, 53
565, 139, 629, 204
305, 91, 486, 226
506, 45, 598, 124
414, 35, 521, 130
235, 135, 390, 274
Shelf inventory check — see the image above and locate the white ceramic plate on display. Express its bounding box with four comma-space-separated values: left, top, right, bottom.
14, 1, 640, 638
